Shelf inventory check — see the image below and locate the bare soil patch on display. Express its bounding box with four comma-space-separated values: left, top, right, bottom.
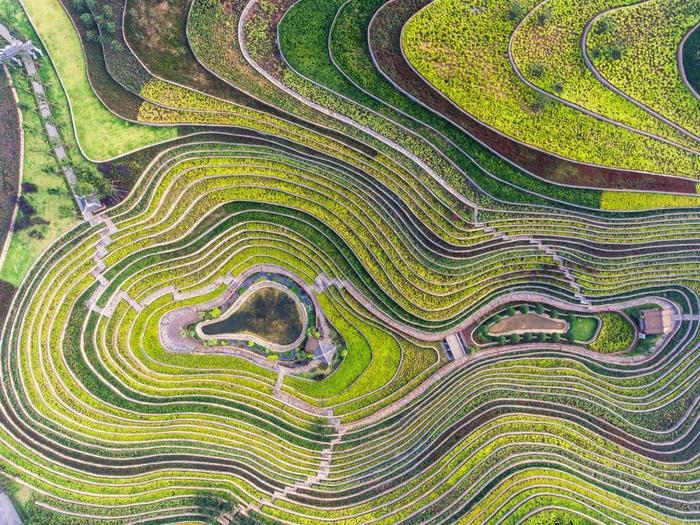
488, 312, 568, 336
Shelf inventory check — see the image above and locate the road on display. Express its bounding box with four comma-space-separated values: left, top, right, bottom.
0, 493, 21, 525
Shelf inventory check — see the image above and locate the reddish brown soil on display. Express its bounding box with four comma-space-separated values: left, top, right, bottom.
488, 312, 568, 336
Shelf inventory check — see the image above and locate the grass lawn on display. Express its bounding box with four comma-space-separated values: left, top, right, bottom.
18, 0, 176, 160
568, 316, 599, 342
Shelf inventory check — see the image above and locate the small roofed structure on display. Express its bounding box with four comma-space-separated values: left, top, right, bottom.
640, 308, 673, 335
442, 333, 467, 361
0, 41, 41, 66
77, 194, 105, 216
305, 336, 336, 365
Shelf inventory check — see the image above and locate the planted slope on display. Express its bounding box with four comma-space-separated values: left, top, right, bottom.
401, 0, 700, 177
4, 0, 700, 522
587, 0, 700, 139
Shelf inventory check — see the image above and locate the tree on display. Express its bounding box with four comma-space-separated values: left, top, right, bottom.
79, 13, 93, 27
75, 180, 95, 196
529, 63, 544, 79
595, 19, 613, 35
535, 303, 545, 315
507, 1, 526, 21
530, 92, 550, 113
536, 8, 551, 26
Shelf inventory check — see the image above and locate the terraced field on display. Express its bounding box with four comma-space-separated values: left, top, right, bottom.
0, 0, 699, 523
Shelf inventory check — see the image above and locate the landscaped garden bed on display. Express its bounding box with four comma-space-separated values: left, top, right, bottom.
170, 270, 329, 364
472, 302, 640, 353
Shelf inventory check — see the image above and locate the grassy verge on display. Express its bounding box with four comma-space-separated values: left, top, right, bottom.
0, 67, 79, 286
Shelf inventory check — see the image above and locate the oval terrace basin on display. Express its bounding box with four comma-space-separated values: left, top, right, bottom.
488, 312, 569, 337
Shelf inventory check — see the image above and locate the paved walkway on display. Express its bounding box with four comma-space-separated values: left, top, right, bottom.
158, 265, 325, 376
0, 22, 101, 219
674, 314, 700, 322
0, 493, 21, 525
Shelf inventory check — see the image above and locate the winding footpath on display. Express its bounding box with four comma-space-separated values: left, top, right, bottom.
0, 22, 102, 220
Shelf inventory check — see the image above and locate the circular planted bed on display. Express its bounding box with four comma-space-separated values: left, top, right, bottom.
197, 280, 308, 352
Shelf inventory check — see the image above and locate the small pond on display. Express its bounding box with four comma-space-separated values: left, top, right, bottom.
201, 286, 304, 346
